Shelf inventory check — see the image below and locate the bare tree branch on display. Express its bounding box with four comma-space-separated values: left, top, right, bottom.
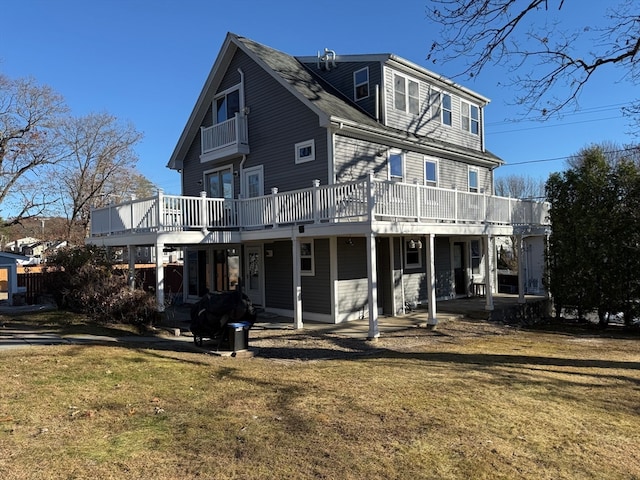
426, 0, 640, 122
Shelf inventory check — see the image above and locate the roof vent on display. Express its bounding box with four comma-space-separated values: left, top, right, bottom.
317, 48, 337, 71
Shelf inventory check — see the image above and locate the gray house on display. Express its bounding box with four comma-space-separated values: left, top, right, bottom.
88, 33, 549, 337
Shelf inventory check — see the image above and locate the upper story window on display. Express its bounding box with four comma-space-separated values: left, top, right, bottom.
393, 73, 420, 115
354, 67, 369, 101
295, 139, 315, 164
468, 167, 479, 193
215, 88, 240, 124
389, 151, 404, 182
425, 158, 438, 187
461, 101, 480, 135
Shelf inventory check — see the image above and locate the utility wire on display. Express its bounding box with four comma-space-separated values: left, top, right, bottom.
501, 146, 639, 167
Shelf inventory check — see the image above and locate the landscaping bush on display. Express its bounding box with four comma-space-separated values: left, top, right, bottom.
44, 245, 158, 326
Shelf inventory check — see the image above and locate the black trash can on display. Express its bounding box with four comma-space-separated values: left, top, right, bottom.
227, 322, 249, 351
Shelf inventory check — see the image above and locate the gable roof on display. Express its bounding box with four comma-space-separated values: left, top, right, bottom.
167, 32, 502, 171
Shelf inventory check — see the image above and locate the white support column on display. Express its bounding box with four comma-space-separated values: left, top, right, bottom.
127, 245, 136, 291
330, 236, 339, 324
388, 237, 397, 316
517, 234, 526, 304
426, 233, 438, 326
366, 232, 379, 339
483, 235, 494, 311
155, 241, 165, 312
292, 237, 303, 329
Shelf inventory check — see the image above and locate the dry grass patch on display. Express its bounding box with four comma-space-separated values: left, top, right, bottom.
0, 315, 638, 479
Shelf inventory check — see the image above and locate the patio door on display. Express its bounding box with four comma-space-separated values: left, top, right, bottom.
453, 242, 466, 295
245, 245, 263, 306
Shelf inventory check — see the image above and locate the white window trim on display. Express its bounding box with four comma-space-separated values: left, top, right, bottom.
354, 66, 369, 101
468, 166, 479, 193
295, 139, 315, 164
424, 157, 439, 187
388, 150, 405, 182
203, 164, 234, 198
213, 85, 242, 124
461, 100, 480, 135
300, 240, 315, 276
393, 72, 420, 115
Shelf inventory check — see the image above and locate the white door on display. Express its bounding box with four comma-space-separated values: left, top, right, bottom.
243, 166, 264, 198
245, 245, 263, 306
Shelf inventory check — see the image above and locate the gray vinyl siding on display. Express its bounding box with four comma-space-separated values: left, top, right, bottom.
334, 136, 493, 193
333, 136, 388, 183
337, 237, 368, 316
263, 239, 330, 315
264, 241, 293, 310
383, 65, 483, 152
239, 52, 328, 192
300, 60, 382, 119
300, 238, 331, 314
182, 49, 329, 199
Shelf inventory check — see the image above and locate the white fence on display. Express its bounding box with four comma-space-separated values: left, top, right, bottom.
90, 177, 549, 237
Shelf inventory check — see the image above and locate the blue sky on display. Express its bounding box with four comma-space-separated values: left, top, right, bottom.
2, 0, 636, 195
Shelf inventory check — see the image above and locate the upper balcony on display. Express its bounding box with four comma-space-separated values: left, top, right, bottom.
200, 113, 249, 163
89, 175, 550, 241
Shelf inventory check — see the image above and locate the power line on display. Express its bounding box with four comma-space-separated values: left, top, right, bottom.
501, 147, 639, 167
491, 116, 622, 134
486, 102, 631, 127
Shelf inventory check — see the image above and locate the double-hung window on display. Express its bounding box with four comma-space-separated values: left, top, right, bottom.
461, 101, 479, 135
389, 151, 404, 182
394, 73, 420, 115
300, 241, 314, 276
354, 67, 369, 101
425, 158, 438, 187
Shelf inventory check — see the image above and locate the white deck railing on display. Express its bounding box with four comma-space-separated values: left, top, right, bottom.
201, 113, 248, 154
89, 175, 549, 237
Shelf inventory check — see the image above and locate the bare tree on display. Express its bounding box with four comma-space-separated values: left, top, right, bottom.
494, 173, 545, 199
426, 0, 639, 121
0, 74, 68, 225
55, 112, 144, 241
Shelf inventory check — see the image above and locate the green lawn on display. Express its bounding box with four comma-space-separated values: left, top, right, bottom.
1, 312, 638, 479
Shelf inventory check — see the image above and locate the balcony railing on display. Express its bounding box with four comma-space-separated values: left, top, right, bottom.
200, 113, 249, 158
89, 175, 549, 238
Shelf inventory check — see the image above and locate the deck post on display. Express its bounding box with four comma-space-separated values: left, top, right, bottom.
271, 187, 279, 228
292, 236, 303, 329
199, 191, 208, 233
155, 241, 165, 312
312, 179, 320, 223
127, 246, 136, 291
156, 189, 164, 231
366, 232, 379, 339
517, 234, 526, 303
426, 233, 438, 326
483, 235, 494, 311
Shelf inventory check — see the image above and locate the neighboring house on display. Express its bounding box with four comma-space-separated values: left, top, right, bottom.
0, 252, 29, 305
87, 33, 549, 337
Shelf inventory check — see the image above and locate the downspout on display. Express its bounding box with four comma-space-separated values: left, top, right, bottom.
375, 84, 380, 122
239, 155, 247, 197
237, 67, 247, 198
